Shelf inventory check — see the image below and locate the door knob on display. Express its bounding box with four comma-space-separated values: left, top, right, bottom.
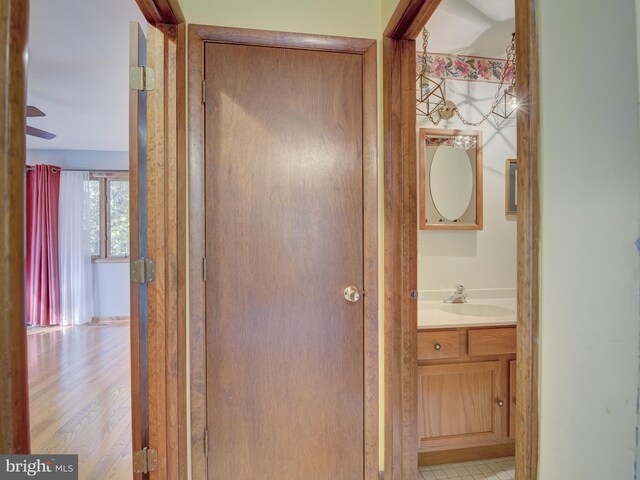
344, 286, 360, 303
497, 400, 504, 407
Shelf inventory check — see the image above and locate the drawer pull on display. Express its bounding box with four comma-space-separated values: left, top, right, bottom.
497, 400, 504, 407
434, 343, 441, 351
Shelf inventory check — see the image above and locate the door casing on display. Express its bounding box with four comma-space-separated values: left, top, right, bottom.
382, 1, 540, 479
187, 24, 379, 480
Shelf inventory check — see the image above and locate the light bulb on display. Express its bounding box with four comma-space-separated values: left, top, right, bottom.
510, 96, 518, 109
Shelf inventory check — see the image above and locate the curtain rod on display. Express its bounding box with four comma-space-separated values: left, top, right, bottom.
25, 167, 128, 173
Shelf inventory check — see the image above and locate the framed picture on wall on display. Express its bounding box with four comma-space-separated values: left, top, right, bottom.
505, 159, 517, 215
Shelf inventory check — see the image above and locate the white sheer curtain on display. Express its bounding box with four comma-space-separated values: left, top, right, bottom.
59, 171, 94, 325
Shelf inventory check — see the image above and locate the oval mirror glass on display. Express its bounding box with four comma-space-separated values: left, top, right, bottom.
429, 146, 473, 221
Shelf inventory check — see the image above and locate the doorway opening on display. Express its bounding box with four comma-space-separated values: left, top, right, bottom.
24, 0, 145, 477
1, 0, 187, 477
383, 0, 539, 479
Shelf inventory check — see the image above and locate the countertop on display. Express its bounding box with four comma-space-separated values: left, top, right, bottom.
417, 297, 517, 330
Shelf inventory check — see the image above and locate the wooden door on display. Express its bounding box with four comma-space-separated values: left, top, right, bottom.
129, 22, 149, 479
418, 361, 502, 451
203, 42, 365, 480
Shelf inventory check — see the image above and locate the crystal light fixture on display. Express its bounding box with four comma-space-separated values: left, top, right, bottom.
417, 30, 517, 127
452, 135, 477, 151
416, 30, 446, 120
493, 84, 518, 124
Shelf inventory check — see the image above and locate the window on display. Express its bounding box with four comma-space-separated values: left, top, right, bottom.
88, 172, 130, 261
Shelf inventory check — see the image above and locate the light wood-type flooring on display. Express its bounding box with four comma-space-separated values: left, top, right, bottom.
28, 324, 132, 480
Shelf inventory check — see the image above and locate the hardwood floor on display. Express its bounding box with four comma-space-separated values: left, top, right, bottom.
28, 324, 132, 480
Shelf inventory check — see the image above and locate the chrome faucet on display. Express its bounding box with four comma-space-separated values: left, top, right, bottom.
444, 285, 467, 303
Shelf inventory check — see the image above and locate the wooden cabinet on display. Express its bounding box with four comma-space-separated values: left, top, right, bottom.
417, 325, 516, 458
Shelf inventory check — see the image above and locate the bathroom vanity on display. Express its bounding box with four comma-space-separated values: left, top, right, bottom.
418, 300, 516, 465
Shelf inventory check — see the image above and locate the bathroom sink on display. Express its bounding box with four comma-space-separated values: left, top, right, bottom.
439, 303, 514, 317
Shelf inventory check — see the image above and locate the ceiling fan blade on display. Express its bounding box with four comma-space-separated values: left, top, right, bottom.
26, 105, 46, 118
26, 125, 56, 140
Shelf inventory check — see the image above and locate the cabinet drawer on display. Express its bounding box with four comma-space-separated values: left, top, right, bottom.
468, 328, 516, 356
418, 331, 460, 360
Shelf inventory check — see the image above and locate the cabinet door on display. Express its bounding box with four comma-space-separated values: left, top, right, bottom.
418, 361, 503, 451
509, 360, 516, 440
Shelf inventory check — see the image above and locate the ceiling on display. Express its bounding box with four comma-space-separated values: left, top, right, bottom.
26, 0, 146, 150
416, 0, 515, 58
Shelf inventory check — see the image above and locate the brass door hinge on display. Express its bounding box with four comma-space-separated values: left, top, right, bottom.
131, 258, 156, 284
202, 80, 206, 104
133, 447, 158, 474
203, 257, 207, 282
130, 66, 155, 91
204, 429, 209, 458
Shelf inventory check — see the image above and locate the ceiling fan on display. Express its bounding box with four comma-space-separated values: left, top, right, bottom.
26, 105, 56, 140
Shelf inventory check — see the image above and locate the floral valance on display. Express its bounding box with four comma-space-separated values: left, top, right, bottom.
418, 53, 514, 84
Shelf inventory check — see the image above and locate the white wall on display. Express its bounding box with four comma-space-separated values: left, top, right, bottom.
538, 1, 640, 479
92, 263, 130, 317
26, 149, 130, 318
417, 80, 517, 293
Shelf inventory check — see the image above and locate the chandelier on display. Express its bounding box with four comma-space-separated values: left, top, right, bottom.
416, 28, 517, 127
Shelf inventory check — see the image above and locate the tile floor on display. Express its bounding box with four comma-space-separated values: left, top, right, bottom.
418, 456, 515, 480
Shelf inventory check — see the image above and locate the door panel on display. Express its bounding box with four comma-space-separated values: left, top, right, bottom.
418, 361, 502, 451
204, 42, 364, 480
129, 21, 149, 479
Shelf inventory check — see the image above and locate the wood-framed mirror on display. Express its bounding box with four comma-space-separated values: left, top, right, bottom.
419, 128, 483, 230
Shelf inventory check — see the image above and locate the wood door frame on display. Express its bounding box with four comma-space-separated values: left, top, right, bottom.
187, 24, 379, 480
0, 1, 188, 479
382, 1, 539, 479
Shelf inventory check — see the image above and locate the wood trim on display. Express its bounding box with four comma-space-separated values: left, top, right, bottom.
384, 0, 442, 40
100, 176, 108, 258
382, 33, 419, 480
188, 24, 376, 53
168, 22, 188, 480
187, 24, 208, 480
362, 40, 380, 480
176, 21, 188, 480
514, 0, 540, 478
131, 19, 187, 480
135, 0, 184, 25
383, 0, 539, 479
0, 0, 30, 455
146, 25, 169, 480
128, 21, 143, 479
188, 24, 378, 479
136, 22, 188, 480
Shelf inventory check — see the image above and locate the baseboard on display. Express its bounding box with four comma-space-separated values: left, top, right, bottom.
90, 316, 130, 325
418, 443, 515, 466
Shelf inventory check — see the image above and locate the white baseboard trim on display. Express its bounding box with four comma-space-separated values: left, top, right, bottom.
90, 316, 130, 324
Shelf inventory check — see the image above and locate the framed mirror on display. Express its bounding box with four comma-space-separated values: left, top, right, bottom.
419, 128, 483, 230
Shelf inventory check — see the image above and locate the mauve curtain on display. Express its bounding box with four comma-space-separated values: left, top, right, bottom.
26, 164, 61, 326
59, 171, 94, 325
